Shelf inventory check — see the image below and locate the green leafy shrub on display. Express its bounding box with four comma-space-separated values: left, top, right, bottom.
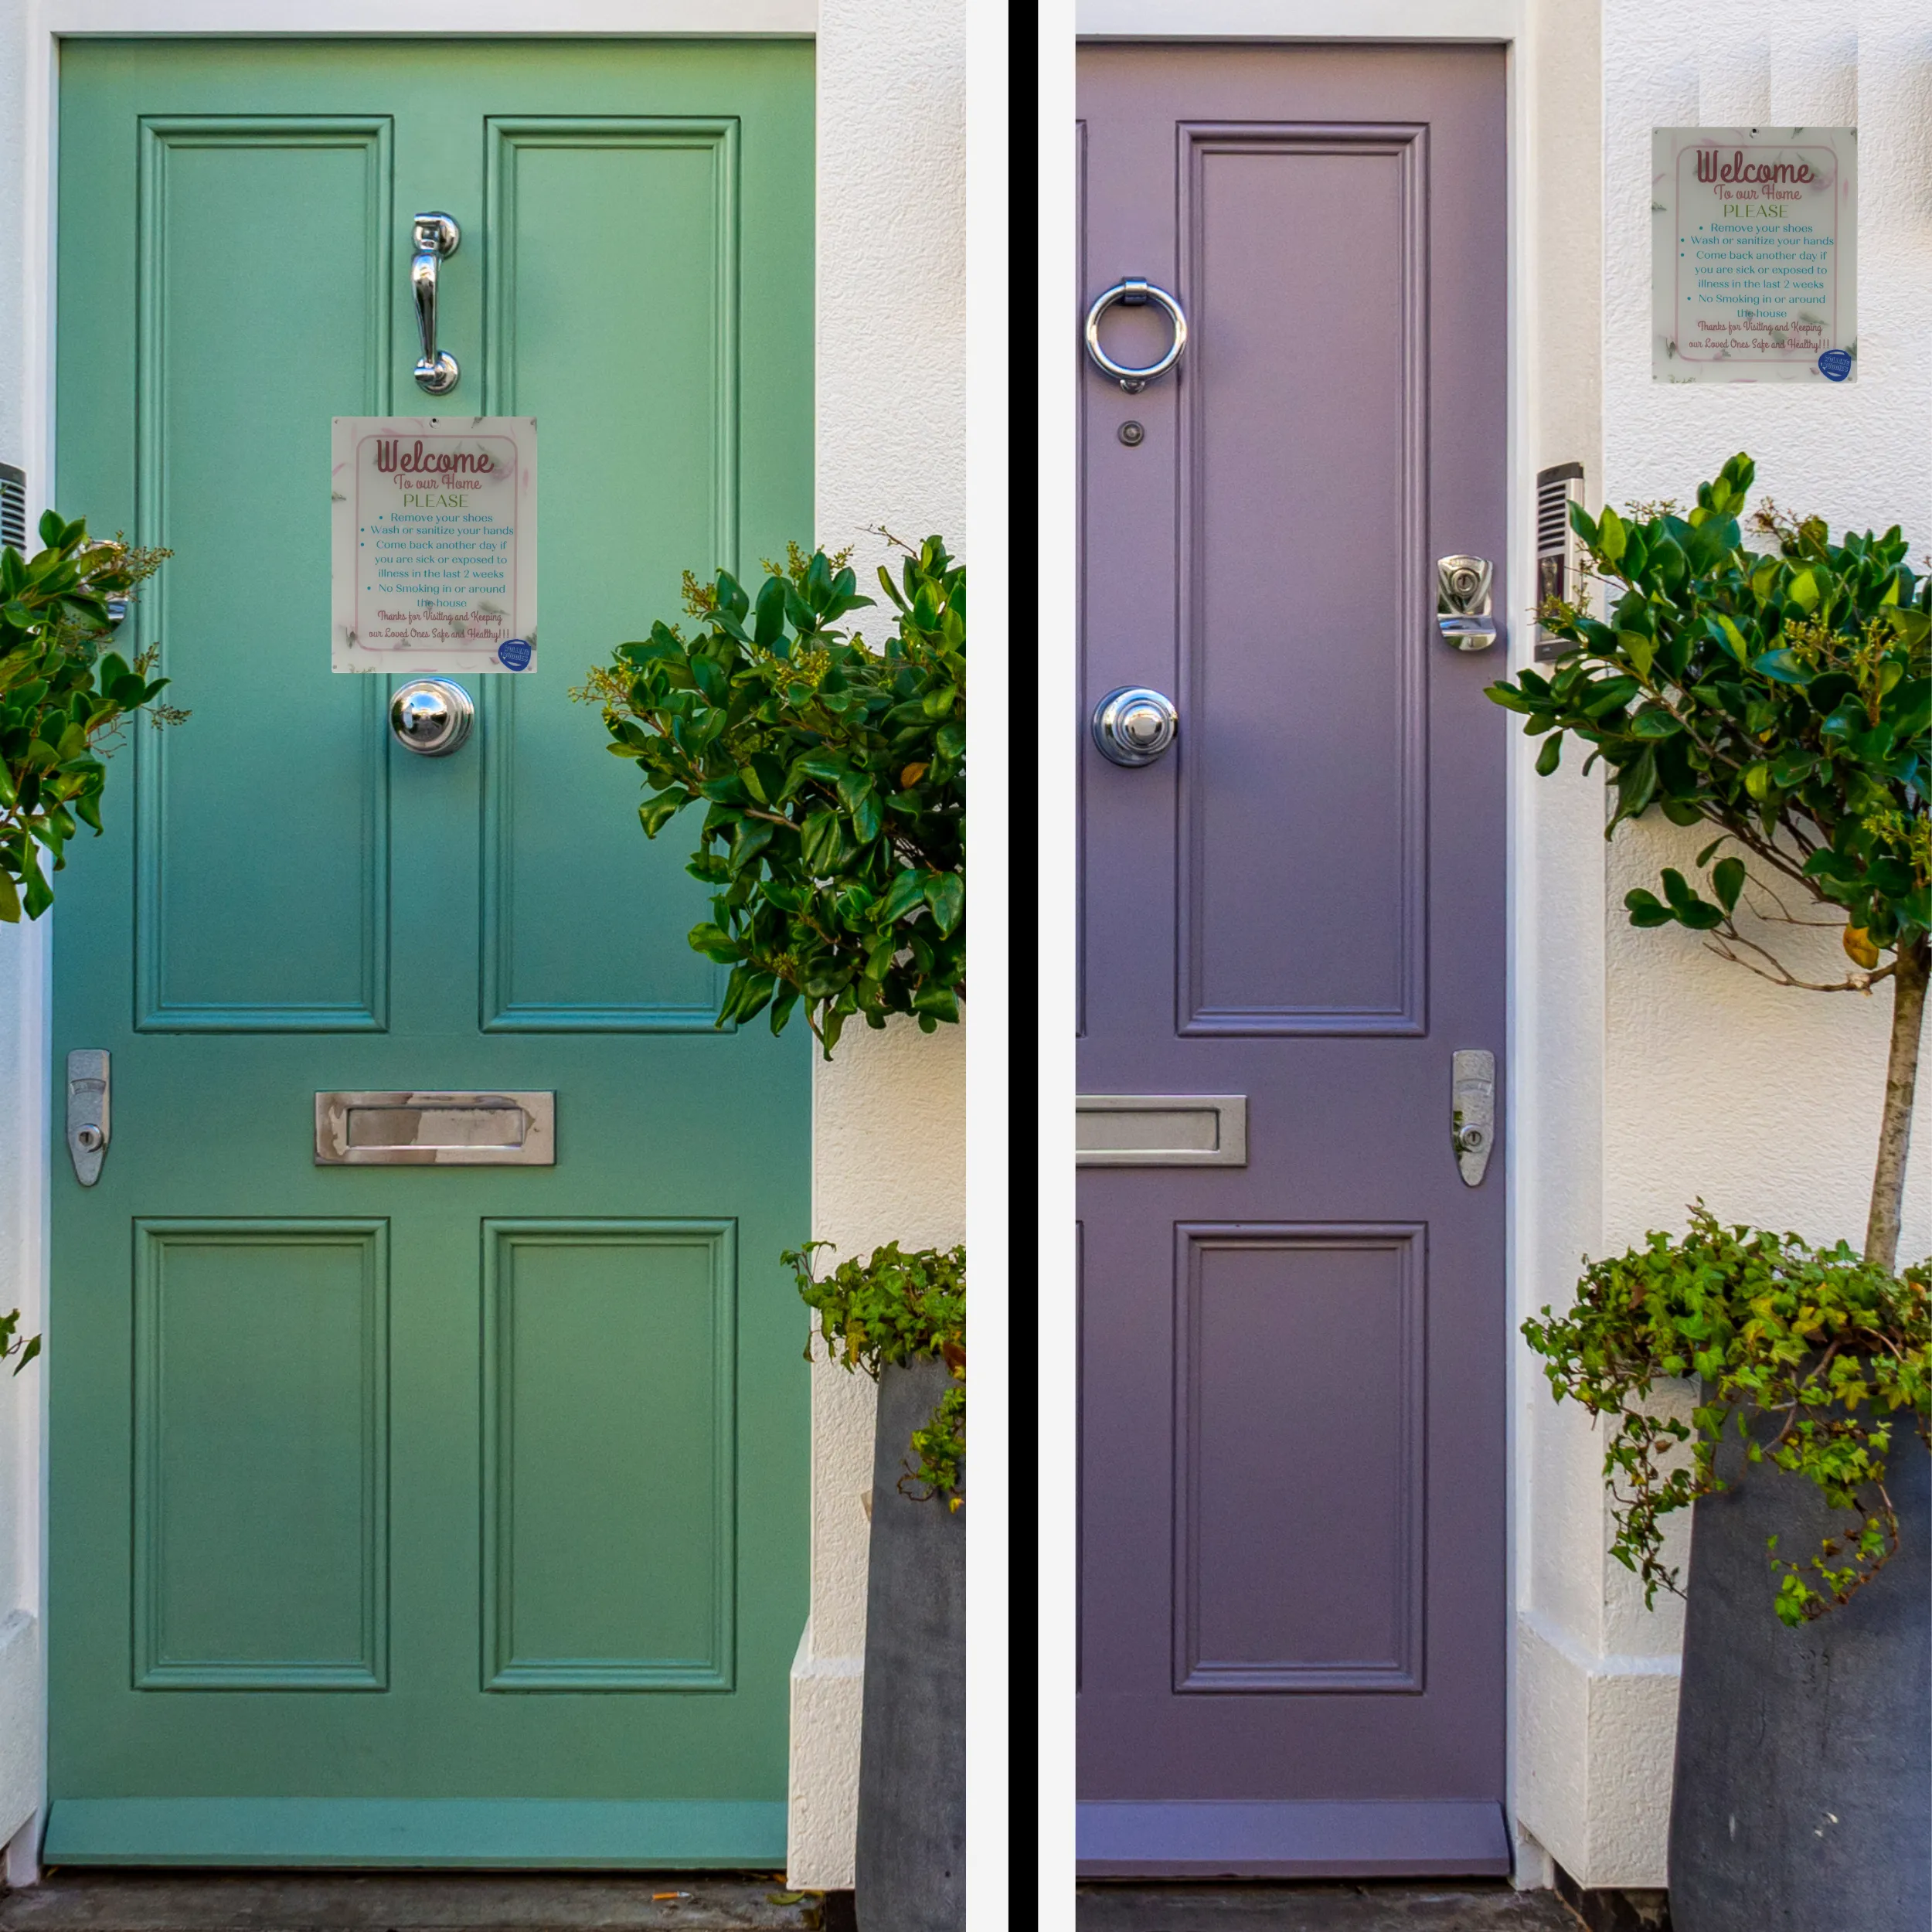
1, 1306, 38, 1376
583, 534, 964, 1056
785, 1240, 964, 1509
1495, 456, 1932, 1625
0, 511, 179, 923
1526, 1208, 1929, 1626
1488, 453, 1927, 1269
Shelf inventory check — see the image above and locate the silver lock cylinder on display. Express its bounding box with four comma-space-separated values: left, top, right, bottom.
389, 679, 474, 756
1452, 1049, 1496, 1186
1092, 686, 1179, 766
67, 1049, 110, 1186
1437, 553, 1501, 651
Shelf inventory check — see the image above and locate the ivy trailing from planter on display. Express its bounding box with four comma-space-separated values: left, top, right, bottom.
1526, 1208, 1929, 1626
581, 533, 964, 1056
786, 1240, 965, 1509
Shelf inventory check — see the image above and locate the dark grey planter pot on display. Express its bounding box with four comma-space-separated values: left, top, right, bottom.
1668, 1406, 1930, 1932
853, 1357, 964, 1932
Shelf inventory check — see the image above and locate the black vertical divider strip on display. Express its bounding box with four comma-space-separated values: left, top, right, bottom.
1008, 2, 1044, 1914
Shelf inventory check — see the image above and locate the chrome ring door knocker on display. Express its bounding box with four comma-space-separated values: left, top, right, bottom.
1083, 279, 1189, 393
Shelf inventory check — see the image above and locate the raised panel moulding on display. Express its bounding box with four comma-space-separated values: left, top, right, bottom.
134, 119, 392, 1032
132, 1219, 389, 1689
1176, 123, 1427, 1036
1076, 1798, 1512, 1879
481, 1219, 736, 1689
1173, 1223, 1425, 1692
479, 119, 738, 1032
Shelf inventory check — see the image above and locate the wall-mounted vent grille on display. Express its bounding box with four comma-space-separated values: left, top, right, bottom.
0, 465, 25, 555
1535, 462, 1586, 662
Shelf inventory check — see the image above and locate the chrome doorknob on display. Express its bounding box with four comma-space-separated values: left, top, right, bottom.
389, 678, 474, 757
1092, 686, 1179, 766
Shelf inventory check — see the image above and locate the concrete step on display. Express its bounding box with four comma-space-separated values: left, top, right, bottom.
0, 1875, 849, 1932
1077, 1881, 1584, 1931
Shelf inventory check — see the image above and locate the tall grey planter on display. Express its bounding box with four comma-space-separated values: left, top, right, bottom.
1668, 1410, 1930, 1932
853, 1357, 965, 1932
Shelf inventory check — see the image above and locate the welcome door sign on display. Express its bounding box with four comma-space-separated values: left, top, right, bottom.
1652, 128, 1856, 383
332, 416, 538, 672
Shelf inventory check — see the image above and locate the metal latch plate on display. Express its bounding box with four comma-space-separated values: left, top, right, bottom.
315, 1090, 555, 1166
1076, 1094, 1247, 1168
66, 1049, 111, 1187
1452, 1051, 1495, 1186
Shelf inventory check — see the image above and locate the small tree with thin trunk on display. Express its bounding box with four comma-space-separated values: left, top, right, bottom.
1490, 453, 1928, 1270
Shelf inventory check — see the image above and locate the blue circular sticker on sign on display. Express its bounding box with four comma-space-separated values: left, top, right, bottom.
497, 638, 532, 671
1818, 349, 1852, 383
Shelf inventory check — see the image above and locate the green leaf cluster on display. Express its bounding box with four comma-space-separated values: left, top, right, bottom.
587, 536, 964, 1056
784, 1240, 965, 1509
1523, 1206, 1930, 1626
1488, 454, 1929, 961
0, 509, 179, 923
0, 1305, 39, 1377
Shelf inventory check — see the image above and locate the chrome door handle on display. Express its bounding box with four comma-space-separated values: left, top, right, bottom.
1437, 553, 1499, 651
1091, 686, 1179, 766
1083, 279, 1188, 393
410, 212, 461, 396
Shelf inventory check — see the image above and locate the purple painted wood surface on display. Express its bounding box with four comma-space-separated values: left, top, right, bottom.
1076, 43, 1509, 1876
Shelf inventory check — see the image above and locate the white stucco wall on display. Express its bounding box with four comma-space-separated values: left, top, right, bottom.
0, 0, 51, 1879
790, 0, 967, 1890
1517, 0, 1932, 1891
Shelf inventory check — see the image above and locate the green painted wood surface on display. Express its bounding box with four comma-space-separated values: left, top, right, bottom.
42, 1800, 788, 1868
51, 39, 813, 1865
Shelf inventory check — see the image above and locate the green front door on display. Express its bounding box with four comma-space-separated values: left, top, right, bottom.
49, 38, 814, 1867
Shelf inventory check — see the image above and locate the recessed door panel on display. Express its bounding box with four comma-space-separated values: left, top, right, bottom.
1181, 128, 1426, 1033
135, 121, 393, 1031
1175, 1226, 1423, 1693
132, 1220, 388, 1690
481, 1220, 735, 1689
479, 121, 736, 1031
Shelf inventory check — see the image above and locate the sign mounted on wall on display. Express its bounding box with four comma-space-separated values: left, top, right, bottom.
1652, 127, 1855, 384
332, 415, 538, 672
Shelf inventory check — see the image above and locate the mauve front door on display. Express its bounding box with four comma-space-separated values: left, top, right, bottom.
1075, 43, 1510, 1879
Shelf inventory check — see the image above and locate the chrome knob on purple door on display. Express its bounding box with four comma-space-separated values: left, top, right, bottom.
1091, 686, 1179, 766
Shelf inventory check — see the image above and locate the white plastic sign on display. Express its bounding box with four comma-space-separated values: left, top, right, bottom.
1652, 128, 1856, 384
332, 415, 538, 672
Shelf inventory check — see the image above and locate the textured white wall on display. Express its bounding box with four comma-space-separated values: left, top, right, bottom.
789, 0, 967, 1891
0, 0, 50, 1876
1518, 0, 1932, 1892
1602, 0, 1931, 1264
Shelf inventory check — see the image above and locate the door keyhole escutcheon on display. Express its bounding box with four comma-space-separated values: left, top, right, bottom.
1092, 686, 1179, 766
411, 211, 461, 395
389, 679, 474, 757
